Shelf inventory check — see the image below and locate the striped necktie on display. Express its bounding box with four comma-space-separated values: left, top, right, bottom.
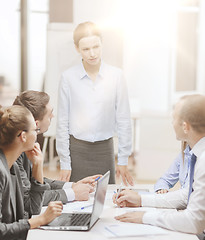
188, 153, 197, 203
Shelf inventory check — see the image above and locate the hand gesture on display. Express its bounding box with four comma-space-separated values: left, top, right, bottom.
116, 165, 134, 186
28, 201, 63, 229
72, 183, 93, 201
41, 201, 63, 224
77, 174, 102, 186
59, 169, 71, 182
115, 211, 145, 224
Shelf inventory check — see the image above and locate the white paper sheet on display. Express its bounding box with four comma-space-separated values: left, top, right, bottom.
62, 200, 94, 213
103, 223, 168, 238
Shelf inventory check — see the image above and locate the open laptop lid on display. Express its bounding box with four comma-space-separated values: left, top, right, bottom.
40, 170, 110, 231
89, 170, 110, 228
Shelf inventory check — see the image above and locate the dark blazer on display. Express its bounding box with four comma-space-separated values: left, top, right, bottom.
16, 153, 67, 205
0, 150, 49, 240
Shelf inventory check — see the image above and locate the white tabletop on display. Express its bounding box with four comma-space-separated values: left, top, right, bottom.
27, 184, 198, 240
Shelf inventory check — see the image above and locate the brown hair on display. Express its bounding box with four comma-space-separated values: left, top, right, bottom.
0, 105, 32, 146
178, 94, 205, 134
73, 21, 102, 47
13, 90, 50, 121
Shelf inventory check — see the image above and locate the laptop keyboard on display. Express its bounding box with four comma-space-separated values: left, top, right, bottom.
53, 213, 91, 227
70, 213, 91, 226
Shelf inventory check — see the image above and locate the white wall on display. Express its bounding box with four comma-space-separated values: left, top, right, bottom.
137, 113, 180, 180
73, 0, 179, 112
73, 0, 182, 180
0, 0, 20, 91
28, 0, 49, 90
123, 1, 176, 112
0, 0, 49, 92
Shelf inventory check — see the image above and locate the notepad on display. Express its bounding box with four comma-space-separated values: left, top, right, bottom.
103, 223, 168, 238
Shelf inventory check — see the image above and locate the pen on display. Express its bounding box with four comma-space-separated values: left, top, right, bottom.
115, 182, 123, 201
90, 176, 100, 186
95, 176, 100, 181
81, 204, 93, 210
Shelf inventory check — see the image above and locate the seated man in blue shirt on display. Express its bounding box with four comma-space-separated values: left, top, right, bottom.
154, 141, 191, 193
13, 90, 101, 205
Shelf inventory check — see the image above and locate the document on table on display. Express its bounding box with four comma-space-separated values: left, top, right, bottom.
114, 206, 155, 215
106, 190, 116, 200
63, 200, 94, 213
62, 190, 96, 213
62, 191, 110, 213
114, 206, 178, 217
103, 223, 168, 238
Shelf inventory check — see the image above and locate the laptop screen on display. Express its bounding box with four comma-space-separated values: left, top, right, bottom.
89, 170, 110, 227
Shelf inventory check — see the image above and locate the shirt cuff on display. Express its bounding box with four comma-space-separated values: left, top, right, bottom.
60, 159, 71, 170
143, 211, 160, 226
154, 183, 169, 192
141, 194, 156, 207
64, 188, 75, 202
117, 156, 128, 165
63, 182, 73, 189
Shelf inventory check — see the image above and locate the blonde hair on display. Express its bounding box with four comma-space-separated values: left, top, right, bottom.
181, 141, 187, 163
73, 21, 102, 47
0, 105, 32, 146
178, 94, 205, 134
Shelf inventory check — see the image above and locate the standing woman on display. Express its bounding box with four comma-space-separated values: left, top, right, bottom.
56, 21, 133, 185
0, 105, 62, 240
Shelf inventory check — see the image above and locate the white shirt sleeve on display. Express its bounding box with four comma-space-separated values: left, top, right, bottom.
63, 188, 75, 202
62, 182, 73, 189
56, 75, 71, 170
115, 73, 132, 165
62, 182, 75, 201
142, 150, 205, 234
141, 188, 188, 209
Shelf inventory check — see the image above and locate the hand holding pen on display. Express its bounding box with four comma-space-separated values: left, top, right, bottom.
76, 174, 102, 186
115, 182, 123, 202
113, 182, 123, 207
113, 188, 142, 208
80, 177, 101, 210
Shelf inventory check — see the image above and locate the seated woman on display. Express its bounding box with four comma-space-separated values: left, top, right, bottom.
0, 105, 63, 240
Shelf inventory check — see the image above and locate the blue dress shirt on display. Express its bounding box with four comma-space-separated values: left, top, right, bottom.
154, 145, 192, 192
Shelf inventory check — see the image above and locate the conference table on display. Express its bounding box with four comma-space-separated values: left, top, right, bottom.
27, 184, 198, 240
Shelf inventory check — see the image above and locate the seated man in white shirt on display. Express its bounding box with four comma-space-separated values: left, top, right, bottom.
13, 90, 101, 205
114, 94, 205, 235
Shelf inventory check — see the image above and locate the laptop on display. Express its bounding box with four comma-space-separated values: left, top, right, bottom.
40, 170, 110, 231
